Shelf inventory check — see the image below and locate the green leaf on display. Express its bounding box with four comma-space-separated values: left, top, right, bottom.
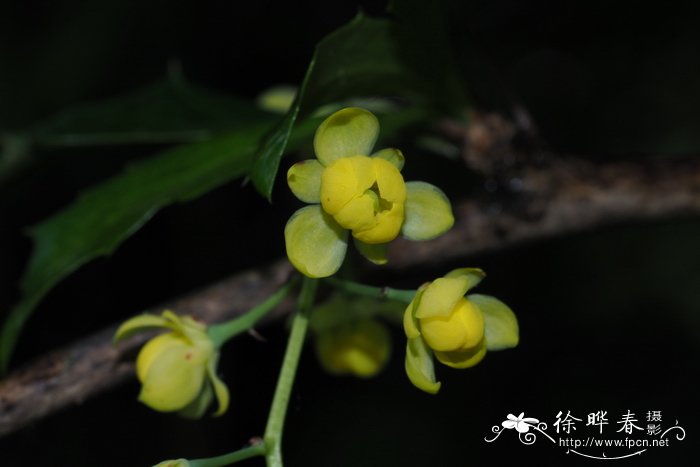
249, 14, 408, 200
1, 74, 276, 184
468, 294, 519, 351
0, 78, 325, 372
249, 98, 305, 200
0, 118, 319, 372
31, 75, 274, 147
251, 0, 468, 200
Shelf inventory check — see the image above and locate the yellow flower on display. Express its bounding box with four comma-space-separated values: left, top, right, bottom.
315, 318, 391, 378
285, 107, 454, 278
403, 269, 519, 394
114, 310, 229, 418
321, 155, 406, 244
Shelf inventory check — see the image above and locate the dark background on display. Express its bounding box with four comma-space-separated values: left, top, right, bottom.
1, 1, 698, 465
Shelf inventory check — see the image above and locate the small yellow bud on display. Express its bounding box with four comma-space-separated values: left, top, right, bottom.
114, 311, 230, 418
315, 318, 391, 378
419, 298, 485, 356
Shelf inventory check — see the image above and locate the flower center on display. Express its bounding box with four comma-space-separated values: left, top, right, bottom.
320, 155, 407, 244
364, 183, 394, 214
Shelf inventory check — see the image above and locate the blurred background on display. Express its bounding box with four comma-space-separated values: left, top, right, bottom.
1, 1, 698, 465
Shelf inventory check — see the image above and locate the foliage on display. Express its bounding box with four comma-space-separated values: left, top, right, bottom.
0, 0, 467, 373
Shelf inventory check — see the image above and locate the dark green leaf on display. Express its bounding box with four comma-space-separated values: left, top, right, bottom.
31, 75, 274, 147
1, 74, 276, 184
0, 117, 319, 372
250, 14, 415, 201
249, 91, 306, 202
251, 1, 468, 200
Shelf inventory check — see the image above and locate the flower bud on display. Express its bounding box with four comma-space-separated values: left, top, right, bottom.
403, 269, 519, 393
114, 310, 229, 418
315, 318, 391, 378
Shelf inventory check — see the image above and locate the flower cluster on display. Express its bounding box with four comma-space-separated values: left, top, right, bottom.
403, 268, 519, 393
285, 107, 454, 277
114, 310, 229, 418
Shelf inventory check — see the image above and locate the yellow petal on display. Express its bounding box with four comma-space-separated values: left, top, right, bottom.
405, 337, 441, 394
354, 238, 388, 265
334, 195, 377, 232
114, 313, 170, 343
373, 157, 406, 203
352, 202, 404, 244
402, 181, 454, 241
287, 160, 323, 203
314, 107, 379, 166
138, 340, 207, 412
372, 148, 405, 171
415, 276, 470, 318
419, 298, 485, 352
285, 206, 348, 278
320, 156, 375, 215
434, 338, 487, 369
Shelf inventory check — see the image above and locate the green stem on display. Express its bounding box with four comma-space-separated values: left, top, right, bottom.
208, 276, 299, 347
263, 277, 318, 467
325, 277, 415, 303
188, 444, 266, 467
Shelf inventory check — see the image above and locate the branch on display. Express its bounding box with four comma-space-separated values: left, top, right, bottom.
1, 148, 699, 438
389, 154, 700, 268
